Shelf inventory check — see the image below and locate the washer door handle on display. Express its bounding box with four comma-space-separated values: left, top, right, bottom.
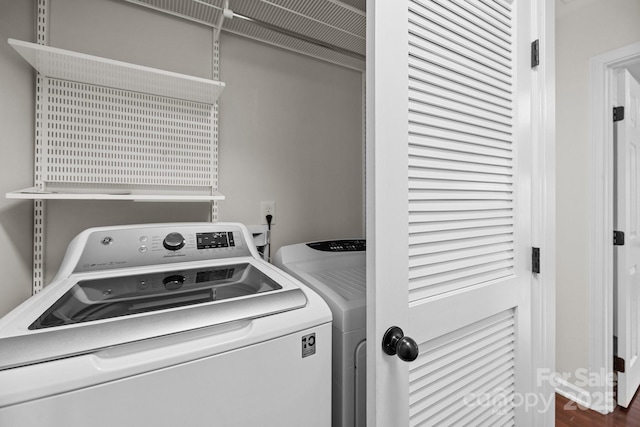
382, 326, 419, 362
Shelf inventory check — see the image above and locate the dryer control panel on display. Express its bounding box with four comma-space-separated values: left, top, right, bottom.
70, 224, 252, 273
306, 239, 366, 252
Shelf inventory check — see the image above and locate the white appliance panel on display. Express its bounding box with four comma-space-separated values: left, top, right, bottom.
0, 324, 331, 427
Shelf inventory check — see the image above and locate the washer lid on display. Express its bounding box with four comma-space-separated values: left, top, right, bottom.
0, 263, 306, 371
30, 262, 283, 329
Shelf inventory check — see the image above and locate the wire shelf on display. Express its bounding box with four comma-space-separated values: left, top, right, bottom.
9, 39, 225, 104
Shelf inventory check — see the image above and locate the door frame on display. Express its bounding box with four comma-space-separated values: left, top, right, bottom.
588, 41, 640, 415
530, 1, 556, 425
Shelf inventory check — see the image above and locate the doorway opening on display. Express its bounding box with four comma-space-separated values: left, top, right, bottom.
588, 41, 640, 415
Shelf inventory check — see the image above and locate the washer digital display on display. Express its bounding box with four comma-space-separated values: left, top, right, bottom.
196, 232, 235, 249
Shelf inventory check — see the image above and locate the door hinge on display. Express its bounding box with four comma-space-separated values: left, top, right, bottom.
614, 106, 625, 122
614, 230, 625, 246
532, 247, 540, 274
614, 356, 626, 373
531, 39, 540, 68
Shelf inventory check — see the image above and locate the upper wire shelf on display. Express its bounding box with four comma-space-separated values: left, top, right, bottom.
8, 38, 225, 104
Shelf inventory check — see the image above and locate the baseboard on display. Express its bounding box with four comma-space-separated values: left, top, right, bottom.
555, 378, 593, 410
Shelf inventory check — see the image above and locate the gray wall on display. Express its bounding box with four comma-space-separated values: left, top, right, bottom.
0, 0, 363, 316
218, 33, 364, 254
556, 0, 640, 388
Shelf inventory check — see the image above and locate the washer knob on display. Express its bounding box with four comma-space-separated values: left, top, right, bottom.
163, 232, 185, 251
163, 275, 185, 290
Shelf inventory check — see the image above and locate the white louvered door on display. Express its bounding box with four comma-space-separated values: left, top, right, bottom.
367, 0, 534, 425
615, 69, 640, 408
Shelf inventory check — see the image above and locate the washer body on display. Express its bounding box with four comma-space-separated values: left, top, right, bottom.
0, 223, 331, 427
274, 239, 366, 427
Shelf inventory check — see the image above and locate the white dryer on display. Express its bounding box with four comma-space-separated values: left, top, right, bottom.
0, 223, 332, 427
274, 239, 366, 427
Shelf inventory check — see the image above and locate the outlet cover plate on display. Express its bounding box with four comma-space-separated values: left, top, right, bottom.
260, 201, 276, 225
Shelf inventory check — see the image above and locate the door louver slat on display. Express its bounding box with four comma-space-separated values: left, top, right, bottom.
409, 234, 514, 257
409, 217, 514, 234
409, 156, 512, 175
408, 48, 512, 99
408, 100, 513, 134
412, 80, 510, 125
409, 310, 516, 426
409, 180, 512, 193
449, 0, 512, 30
410, 87, 513, 127
409, 208, 513, 222
408, 32, 512, 90
411, 0, 511, 55
410, 134, 512, 158
408, 11, 511, 74
409, 122, 513, 151
409, 241, 514, 267
409, 260, 513, 295
409, 58, 512, 112
409, 167, 513, 184
409, 202, 514, 217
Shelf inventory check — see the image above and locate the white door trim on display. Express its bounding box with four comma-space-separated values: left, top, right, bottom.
588, 41, 640, 415
530, 1, 556, 425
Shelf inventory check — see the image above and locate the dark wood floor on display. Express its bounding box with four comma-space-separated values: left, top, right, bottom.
556, 393, 640, 426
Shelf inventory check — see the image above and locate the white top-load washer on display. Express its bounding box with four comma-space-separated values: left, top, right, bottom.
274, 239, 366, 427
0, 223, 331, 427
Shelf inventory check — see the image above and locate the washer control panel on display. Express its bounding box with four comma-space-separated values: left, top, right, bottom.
72, 224, 251, 273
306, 239, 366, 252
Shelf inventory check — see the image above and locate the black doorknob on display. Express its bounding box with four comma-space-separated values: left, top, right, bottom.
382, 326, 419, 362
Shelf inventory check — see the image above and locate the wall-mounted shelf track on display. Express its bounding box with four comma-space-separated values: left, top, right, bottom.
11, 2, 225, 294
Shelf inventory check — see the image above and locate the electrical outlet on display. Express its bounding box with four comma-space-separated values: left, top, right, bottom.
260, 201, 276, 225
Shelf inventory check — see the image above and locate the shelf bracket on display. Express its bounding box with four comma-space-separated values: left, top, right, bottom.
211, 2, 225, 222
213, 0, 232, 44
